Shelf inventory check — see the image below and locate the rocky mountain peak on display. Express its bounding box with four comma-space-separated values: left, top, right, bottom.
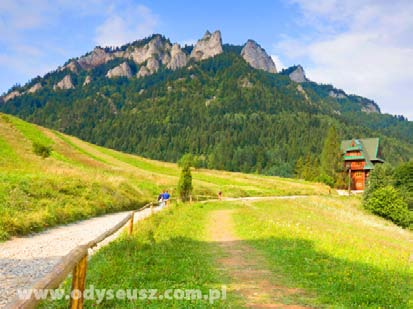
77, 47, 114, 70
106, 62, 132, 78
190, 30, 223, 61
167, 43, 188, 70
241, 40, 277, 73
288, 65, 308, 83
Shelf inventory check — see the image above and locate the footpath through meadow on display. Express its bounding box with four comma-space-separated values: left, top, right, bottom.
208, 209, 309, 308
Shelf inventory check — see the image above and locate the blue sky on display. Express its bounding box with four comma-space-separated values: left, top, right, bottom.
1, 0, 412, 119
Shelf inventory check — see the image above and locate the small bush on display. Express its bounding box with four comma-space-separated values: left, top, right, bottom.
33, 142, 52, 158
316, 174, 335, 188
364, 186, 410, 227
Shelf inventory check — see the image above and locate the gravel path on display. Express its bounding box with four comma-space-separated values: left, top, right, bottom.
0, 206, 160, 308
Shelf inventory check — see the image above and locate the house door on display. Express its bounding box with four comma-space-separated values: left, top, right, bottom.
354, 171, 364, 190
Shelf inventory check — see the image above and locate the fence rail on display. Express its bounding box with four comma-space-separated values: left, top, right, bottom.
7, 201, 156, 309
6, 195, 218, 308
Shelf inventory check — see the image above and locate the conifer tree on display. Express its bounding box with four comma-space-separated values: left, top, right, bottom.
320, 126, 343, 187
178, 154, 193, 202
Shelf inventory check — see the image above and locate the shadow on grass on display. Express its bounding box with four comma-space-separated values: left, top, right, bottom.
37, 235, 410, 308
244, 237, 410, 308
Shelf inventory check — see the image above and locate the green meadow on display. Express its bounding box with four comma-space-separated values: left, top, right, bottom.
42, 197, 411, 308
0, 113, 328, 240
1, 114, 410, 307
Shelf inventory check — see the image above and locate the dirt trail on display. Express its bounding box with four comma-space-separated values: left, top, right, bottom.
208, 209, 308, 308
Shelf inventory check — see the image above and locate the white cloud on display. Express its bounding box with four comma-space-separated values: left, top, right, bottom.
271, 55, 286, 71
278, 0, 413, 119
0, 1, 160, 94
95, 4, 159, 47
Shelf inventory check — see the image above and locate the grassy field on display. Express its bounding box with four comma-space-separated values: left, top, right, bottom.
0, 113, 328, 240
42, 196, 412, 308
233, 196, 412, 307
40, 202, 242, 308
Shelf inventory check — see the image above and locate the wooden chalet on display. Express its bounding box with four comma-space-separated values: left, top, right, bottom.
341, 138, 384, 190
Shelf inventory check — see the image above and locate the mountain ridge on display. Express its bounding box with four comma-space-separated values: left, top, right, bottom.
1, 30, 412, 177
0, 30, 386, 118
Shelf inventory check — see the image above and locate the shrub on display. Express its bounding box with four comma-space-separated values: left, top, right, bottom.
393, 161, 413, 210
364, 186, 410, 227
33, 142, 52, 158
363, 163, 394, 201
316, 174, 335, 188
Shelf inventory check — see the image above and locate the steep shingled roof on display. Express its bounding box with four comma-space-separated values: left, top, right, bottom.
341, 138, 384, 170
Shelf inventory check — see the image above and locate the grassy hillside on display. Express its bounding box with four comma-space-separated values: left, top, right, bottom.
42, 197, 411, 308
0, 113, 328, 240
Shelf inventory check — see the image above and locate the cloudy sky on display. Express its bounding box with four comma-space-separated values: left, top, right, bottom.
1, 0, 412, 119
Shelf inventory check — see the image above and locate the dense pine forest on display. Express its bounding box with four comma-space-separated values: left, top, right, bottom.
1, 38, 413, 178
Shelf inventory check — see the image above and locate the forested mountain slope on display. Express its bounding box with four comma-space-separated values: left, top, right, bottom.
1, 32, 412, 177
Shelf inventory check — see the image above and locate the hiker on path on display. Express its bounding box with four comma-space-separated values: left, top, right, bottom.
163, 190, 171, 207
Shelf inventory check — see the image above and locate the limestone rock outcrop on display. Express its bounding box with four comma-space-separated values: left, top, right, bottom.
106, 62, 132, 78
118, 35, 188, 77
27, 83, 42, 94
137, 66, 150, 78
3, 90, 21, 102
328, 90, 346, 99
126, 35, 170, 65
167, 44, 188, 70
83, 76, 92, 86
77, 47, 114, 70
297, 85, 310, 102
241, 40, 277, 73
190, 30, 223, 61
64, 61, 80, 73
288, 65, 308, 83
361, 101, 380, 114
146, 57, 160, 73
54, 75, 74, 90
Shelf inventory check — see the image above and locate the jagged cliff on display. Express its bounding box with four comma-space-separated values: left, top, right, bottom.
1, 30, 386, 118
288, 65, 308, 83
241, 40, 277, 73
190, 30, 223, 61
106, 62, 133, 78
1, 30, 412, 177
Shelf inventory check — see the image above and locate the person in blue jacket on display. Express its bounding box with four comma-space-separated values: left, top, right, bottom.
162, 190, 171, 206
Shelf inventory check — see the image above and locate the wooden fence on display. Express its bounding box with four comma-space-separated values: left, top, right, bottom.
7, 202, 156, 309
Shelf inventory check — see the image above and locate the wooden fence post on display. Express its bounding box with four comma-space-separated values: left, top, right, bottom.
69, 253, 88, 309
190, 195, 192, 204
128, 211, 135, 235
